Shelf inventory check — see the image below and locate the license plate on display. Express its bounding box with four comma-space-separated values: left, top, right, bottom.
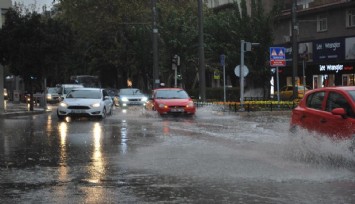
71, 109, 85, 114
171, 108, 184, 112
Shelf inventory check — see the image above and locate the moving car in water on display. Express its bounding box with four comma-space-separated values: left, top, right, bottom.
149, 88, 196, 116
4, 88, 8, 100
46, 87, 60, 104
57, 88, 113, 120
290, 86, 355, 140
118, 88, 148, 107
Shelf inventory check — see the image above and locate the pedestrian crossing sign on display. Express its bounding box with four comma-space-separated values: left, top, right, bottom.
270, 47, 286, 67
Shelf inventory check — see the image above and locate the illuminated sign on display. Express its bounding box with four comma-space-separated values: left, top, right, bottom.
319, 64, 344, 73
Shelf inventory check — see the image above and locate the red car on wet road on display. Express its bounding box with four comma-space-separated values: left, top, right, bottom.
290, 86, 355, 140
148, 88, 196, 116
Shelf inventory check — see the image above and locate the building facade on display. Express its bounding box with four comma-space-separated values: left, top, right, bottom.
272, 0, 355, 90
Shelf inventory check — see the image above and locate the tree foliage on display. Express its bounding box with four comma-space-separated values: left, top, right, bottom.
0, 7, 73, 86
1, 0, 282, 99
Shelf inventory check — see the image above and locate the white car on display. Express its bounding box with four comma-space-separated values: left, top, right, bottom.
118, 88, 148, 107
57, 88, 113, 120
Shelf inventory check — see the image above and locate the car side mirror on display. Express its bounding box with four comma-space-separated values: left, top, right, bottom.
331, 108, 347, 118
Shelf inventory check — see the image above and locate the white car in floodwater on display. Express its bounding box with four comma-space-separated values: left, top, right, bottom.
57, 88, 113, 120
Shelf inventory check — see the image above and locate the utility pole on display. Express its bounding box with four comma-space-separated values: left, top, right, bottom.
198, 0, 206, 101
291, 0, 298, 99
152, 0, 159, 89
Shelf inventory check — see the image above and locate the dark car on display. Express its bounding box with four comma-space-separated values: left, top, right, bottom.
46, 87, 60, 104
290, 86, 355, 140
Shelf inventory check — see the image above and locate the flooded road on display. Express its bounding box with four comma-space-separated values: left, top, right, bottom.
0, 106, 355, 203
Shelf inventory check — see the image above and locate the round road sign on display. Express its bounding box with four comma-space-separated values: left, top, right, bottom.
234, 65, 249, 77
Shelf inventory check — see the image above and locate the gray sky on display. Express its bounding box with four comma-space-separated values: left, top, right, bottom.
13, 0, 54, 11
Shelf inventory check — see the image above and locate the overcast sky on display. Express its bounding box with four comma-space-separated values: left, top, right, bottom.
13, 0, 55, 11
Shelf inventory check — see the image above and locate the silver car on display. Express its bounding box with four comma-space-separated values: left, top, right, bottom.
57, 88, 113, 120
118, 88, 148, 107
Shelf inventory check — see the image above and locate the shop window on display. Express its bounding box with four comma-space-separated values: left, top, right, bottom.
346, 9, 355, 28
317, 16, 327, 32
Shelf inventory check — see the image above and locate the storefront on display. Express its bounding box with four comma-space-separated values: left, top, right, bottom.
272, 36, 355, 91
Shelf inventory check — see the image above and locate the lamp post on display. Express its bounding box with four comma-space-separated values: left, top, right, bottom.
240, 40, 259, 110
152, 0, 159, 89
291, 0, 298, 99
198, 0, 206, 101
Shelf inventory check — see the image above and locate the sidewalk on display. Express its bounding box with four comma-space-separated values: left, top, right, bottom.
0, 101, 52, 117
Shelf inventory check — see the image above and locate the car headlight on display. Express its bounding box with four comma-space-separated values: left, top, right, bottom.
59, 102, 68, 107
121, 97, 128, 102
187, 101, 194, 108
158, 103, 167, 108
91, 103, 101, 108
142, 96, 148, 102
47, 94, 52, 100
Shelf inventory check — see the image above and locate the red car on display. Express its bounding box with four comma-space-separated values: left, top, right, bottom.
290, 86, 355, 140
149, 88, 196, 115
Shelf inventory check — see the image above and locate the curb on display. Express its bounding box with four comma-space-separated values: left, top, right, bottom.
0, 109, 52, 118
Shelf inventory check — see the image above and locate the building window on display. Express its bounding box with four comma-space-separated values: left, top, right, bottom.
317, 16, 327, 32
346, 9, 355, 28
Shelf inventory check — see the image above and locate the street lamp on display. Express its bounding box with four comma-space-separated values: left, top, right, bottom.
240, 40, 259, 110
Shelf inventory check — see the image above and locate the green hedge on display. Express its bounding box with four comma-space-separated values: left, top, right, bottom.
187, 87, 240, 101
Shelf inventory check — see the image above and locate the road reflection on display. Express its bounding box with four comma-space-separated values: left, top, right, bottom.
87, 122, 105, 183
58, 121, 68, 187
120, 120, 128, 154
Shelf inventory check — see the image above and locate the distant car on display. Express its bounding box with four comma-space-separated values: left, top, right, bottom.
149, 88, 196, 116
4, 88, 8, 100
118, 88, 148, 107
57, 88, 113, 120
279, 85, 310, 100
290, 86, 355, 140
107, 88, 119, 106
46, 87, 60, 103
56, 84, 84, 100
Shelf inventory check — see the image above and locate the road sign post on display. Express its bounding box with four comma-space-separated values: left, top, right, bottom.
270, 47, 286, 104
220, 54, 226, 103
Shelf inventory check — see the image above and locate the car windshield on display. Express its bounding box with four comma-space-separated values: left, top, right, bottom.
120, 89, 141, 95
348, 90, 355, 102
66, 90, 101, 99
155, 90, 189, 99
64, 87, 79, 94
47, 87, 57, 94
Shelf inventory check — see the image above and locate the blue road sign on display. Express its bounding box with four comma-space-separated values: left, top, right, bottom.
270, 47, 286, 66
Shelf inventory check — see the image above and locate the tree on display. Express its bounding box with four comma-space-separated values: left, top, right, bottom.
0, 6, 73, 110
204, 0, 281, 99
57, 0, 152, 89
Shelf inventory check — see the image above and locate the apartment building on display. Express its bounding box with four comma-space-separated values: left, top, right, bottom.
273, 0, 355, 89
0, 0, 11, 28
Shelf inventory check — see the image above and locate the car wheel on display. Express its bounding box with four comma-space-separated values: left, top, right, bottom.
289, 125, 298, 134
57, 110, 65, 121
101, 108, 107, 119
108, 106, 112, 115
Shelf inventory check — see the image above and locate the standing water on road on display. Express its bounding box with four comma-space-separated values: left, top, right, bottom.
0, 106, 355, 203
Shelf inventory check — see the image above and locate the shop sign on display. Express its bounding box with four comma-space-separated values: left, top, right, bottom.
313, 38, 345, 62
319, 64, 343, 73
